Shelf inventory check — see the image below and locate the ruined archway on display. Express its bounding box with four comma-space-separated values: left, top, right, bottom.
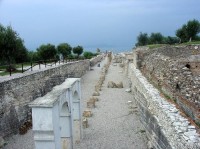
60, 101, 72, 149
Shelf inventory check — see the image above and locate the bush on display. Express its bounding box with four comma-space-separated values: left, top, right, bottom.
83, 51, 96, 59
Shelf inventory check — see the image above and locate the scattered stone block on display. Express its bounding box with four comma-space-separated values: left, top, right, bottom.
95, 85, 101, 92
92, 91, 100, 96
107, 81, 117, 88
107, 81, 123, 88
90, 96, 99, 102
116, 81, 123, 88
82, 118, 89, 128
125, 88, 131, 92
87, 100, 95, 108
83, 110, 92, 117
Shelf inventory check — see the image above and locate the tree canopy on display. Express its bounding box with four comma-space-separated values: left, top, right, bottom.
0, 24, 28, 64
37, 44, 57, 60
176, 19, 200, 42
149, 32, 164, 44
73, 45, 83, 57
83, 51, 97, 59
135, 32, 149, 46
57, 43, 72, 59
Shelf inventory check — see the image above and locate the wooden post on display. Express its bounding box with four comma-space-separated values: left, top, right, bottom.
9, 64, 11, 76
31, 62, 33, 71
39, 62, 41, 69
22, 63, 23, 73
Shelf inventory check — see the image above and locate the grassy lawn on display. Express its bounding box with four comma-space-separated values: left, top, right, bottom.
180, 41, 200, 45
146, 41, 200, 49
0, 70, 22, 76
147, 44, 166, 49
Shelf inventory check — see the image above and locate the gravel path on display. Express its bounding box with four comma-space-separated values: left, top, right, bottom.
3, 57, 148, 149
75, 58, 148, 149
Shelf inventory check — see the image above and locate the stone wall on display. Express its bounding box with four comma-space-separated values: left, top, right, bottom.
133, 45, 200, 125
90, 55, 104, 67
120, 45, 200, 148
0, 56, 102, 138
129, 64, 200, 149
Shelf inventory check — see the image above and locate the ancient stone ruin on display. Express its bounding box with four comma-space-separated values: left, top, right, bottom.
29, 78, 81, 149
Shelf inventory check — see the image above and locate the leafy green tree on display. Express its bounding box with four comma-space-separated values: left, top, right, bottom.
164, 36, 179, 45
37, 44, 57, 60
186, 19, 200, 41
176, 24, 188, 43
83, 51, 94, 59
57, 43, 72, 59
135, 32, 149, 46
28, 51, 40, 62
149, 32, 164, 44
176, 19, 200, 42
0, 24, 28, 64
73, 45, 83, 57
15, 38, 28, 63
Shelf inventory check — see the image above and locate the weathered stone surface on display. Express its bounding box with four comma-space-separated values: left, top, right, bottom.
107, 81, 123, 88
82, 118, 89, 128
83, 110, 92, 117
116, 81, 123, 88
92, 91, 100, 96
125, 88, 131, 92
87, 100, 95, 108
107, 81, 116, 88
0, 136, 5, 148
90, 96, 99, 102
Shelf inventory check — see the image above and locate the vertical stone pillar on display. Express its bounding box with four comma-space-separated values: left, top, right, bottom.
60, 101, 73, 149
31, 107, 59, 149
71, 79, 82, 145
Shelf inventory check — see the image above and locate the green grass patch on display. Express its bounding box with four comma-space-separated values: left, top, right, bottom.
180, 41, 200, 45
0, 70, 22, 76
147, 44, 166, 49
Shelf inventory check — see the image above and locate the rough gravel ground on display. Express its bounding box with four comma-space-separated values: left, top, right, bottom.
75, 58, 148, 149
3, 57, 148, 149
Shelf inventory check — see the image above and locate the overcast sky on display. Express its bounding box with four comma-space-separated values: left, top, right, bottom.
0, 0, 200, 52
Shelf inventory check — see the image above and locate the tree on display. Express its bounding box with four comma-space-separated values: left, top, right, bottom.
57, 43, 72, 59
0, 24, 28, 64
28, 51, 40, 62
135, 32, 149, 46
73, 45, 83, 57
83, 51, 94, 59
186, 19, 200, 41
37, 44, 57, 60
176, 19, 200, 42
149, 32, 164, 44
176, 24, 188, 43
164, 36, 179, 45
15, 38, 28, 63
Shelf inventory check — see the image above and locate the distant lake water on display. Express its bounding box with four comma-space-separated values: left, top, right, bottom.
85, 46, 134, 54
